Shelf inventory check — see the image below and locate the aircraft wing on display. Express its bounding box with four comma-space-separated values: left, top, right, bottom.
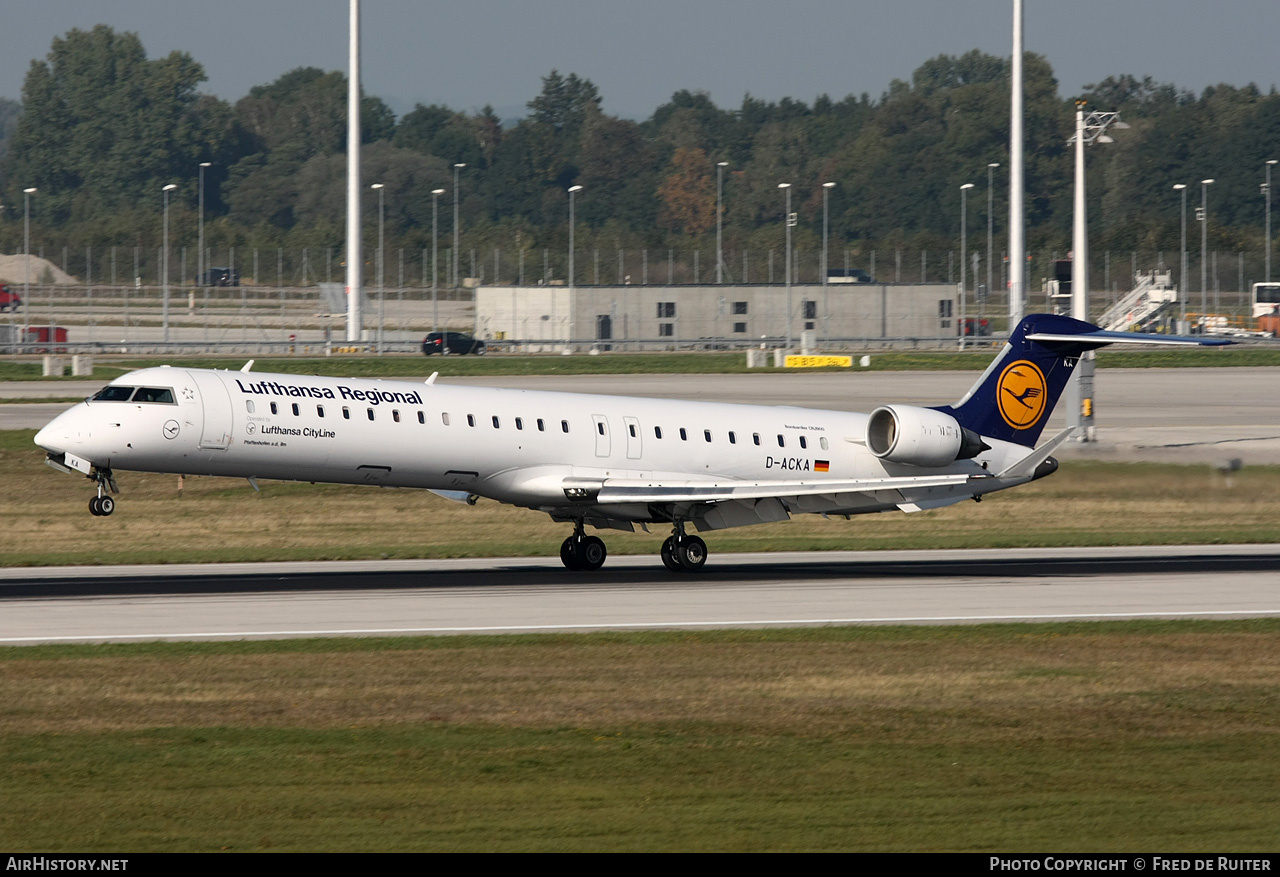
567, 472, 984, 505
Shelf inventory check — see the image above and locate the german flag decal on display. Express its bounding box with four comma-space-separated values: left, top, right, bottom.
814, 460, 830, 473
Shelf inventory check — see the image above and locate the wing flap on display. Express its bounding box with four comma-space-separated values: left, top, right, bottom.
583, 473, 981, 505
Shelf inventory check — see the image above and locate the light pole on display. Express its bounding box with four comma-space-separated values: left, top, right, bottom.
431, 188, 444, 334
568, 184, 582, 347
162, 183, 177, 342
959, 183, 974, 349
716, 161, 728, 283
197, 162, 211, 286
1266, 160, 1278, 284
22, 187, 35, 339
1200, 178, 1214, 319
371, 183, 384, 353
452, 163, 466, 289
822, 181, 835, 344
1173, 184, 1188, 328
986, 162, 998, 320
779, 183, 793, 348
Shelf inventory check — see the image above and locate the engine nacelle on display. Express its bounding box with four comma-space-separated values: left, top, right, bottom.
865, 405, 989, 467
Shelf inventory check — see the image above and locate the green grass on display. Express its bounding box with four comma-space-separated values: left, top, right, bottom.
3, 621, 1278, 851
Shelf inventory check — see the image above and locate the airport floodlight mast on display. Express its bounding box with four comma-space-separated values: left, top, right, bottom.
23, 187, 36, 338
162, 183, 177, 342
1266, 160, 1277, 283
198, 163, 211, 288
987, 162, 999, 318
1066, 99, 1127, 441
822, 181, 835, 344
345, 0, 362, 342
716, 162, 728, 284
1008, 0, 1025, 327
1174, 184, 1188, 327
431, 188, 444, 334
372, 183, 384, 354
568, 185, 583, 345
1201, 179, 1214, 317
779, 182, 793, 348
959, 183, 975, 350
453, 163, 466, 289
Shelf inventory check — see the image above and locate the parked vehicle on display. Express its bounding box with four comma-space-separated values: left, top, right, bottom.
961, 317, 992, 337
422, 331, 486, 356
197, 267, 240, 287
0, 283, 21, 312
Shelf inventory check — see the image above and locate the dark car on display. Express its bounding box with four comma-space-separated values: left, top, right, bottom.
422, 331, 486, 356
197, 267, 240, 287
0, 283, 21, 312
961, 317, 992, 337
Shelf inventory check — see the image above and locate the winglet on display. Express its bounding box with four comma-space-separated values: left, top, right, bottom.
425, 371, 438, 386
240, 360, 255, 373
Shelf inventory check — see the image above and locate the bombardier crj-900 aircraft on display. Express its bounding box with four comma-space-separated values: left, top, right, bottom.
35, 315, 1226, 572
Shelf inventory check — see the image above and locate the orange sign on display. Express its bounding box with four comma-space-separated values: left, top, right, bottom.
996, 360, 1048, 430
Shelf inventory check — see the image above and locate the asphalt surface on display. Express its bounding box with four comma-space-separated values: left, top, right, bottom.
1, 545, 1277, 644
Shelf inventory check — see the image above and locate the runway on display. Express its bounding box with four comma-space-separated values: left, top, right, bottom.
2, 544, 1277, 645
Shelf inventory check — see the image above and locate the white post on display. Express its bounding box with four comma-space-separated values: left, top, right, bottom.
1008, 0, 1025, 327
345, 0, 362, 342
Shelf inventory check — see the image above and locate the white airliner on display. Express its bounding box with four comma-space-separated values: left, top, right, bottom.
34, 315, 1227, 572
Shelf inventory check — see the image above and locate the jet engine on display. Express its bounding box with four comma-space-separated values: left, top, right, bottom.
865, 405, 989, 467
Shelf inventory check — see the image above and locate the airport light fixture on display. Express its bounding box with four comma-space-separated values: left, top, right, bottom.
197, 162, 212, 288
959, 183, 975, 350
779, 183, 793, 348
568, 185, 583, 346
22, 187, 36, 338
452, 163, 466, 289
716, 162, 729, 284
1174, 184, 1188, 327
1266, 160, 1278, 283
431, 188, 444, 334
372, 183, 385, 353
1201, 179, 1214, 317
162, 183, 178, 342
987, 162, 999, 318
822, 182, 835, 344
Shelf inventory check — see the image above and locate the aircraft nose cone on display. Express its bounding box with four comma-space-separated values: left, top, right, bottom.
33, 405, 80, 454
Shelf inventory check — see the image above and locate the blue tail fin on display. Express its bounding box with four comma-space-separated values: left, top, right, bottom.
934, 314, 1103, 447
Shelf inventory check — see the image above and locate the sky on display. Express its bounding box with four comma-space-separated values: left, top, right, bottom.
2, 1, 1278, 120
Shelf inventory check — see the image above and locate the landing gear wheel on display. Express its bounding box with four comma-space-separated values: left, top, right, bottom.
89, 497, 101, 516
98, 496, 114, 516
560, 536, 582, 570
676, 535, 707, 571
578, 536, 606, 570
660, 537, 682, 572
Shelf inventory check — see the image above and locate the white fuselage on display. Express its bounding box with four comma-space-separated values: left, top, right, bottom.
35, 366, 1034, 530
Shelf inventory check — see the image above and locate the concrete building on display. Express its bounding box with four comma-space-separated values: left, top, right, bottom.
475, 283, 960, 350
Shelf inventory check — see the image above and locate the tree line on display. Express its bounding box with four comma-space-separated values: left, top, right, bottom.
2, 24, 1279, 284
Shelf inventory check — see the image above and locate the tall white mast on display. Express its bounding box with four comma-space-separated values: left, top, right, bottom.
345, 0, 362, 341
1008, 0, 1025, 326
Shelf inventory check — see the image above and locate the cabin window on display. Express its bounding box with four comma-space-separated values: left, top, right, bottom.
245, 400, 255, 414
342, 407, 351, 420
654, 426, 663, 439
393, 410, 402, 423
467, 414, 476, 427
597, 422, 605, 436
317, 406, 325, 418
492, 416, 501, 429
679, 428, 687, 441
561, 420, 569, 433
799, 436, 807, 449
537, 418, 545, 432
820, 437, 829, 450
728, 431, 736, 444
704, 429, 712, 443
753, 433, 761, 446
367, 408, 375, 421
628, 423, 636, 438
291, 403, 300, 416
441, 412, 450, 426
270, 402, 278, 415
417, 411, 425, 424
515, 417, 523, 430
777, 434, 785, 447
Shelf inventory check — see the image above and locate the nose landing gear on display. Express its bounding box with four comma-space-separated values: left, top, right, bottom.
88, 468, 118, 517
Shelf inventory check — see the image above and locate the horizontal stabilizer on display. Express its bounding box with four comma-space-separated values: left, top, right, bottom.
996, 428, 1073, 479
1025, 329, 1232, 348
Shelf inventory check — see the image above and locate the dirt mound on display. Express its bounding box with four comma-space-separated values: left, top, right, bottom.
0, 253, 79, 286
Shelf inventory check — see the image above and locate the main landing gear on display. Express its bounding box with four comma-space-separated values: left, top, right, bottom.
560, 521, 607, 571
558, 520, 709, 573
88, 468, 117, 517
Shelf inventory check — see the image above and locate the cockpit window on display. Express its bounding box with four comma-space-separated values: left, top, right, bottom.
132, 387, 176, 404
92, 386, 136, 402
